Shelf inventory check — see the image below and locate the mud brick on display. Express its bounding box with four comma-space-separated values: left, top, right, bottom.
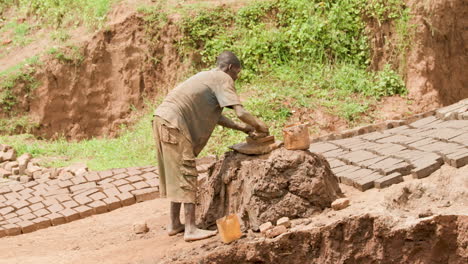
9, 184, 24, 192
126, 169, 142, 176
409, 116, 438, 128
118, 184, 135, 193
339, 168, 375, 186
12, 200, 29, 210
127, 175, 144, 183
143, 167, 158, 173
4, 212, 17, 220
112, 173, 129, 180
433, 120, 468, 130
132, 181, 150, 190
112, 179, 128, 187
32, 217, 51, 230
332, 165, 360, 175
98, 170, 114, 179
42, 197, 59, 206
71, 176, 86, 185
73, 195, 92, 205
375, 144, 407, 156
76, 187, 102, 197
59, 208, 80, 222
69, 182, 97, 193
4, 198, 18, 206
429, 128, 465, 141
111, 168, 127, 174
25, 196, 40, 204
0, 206, 14, 215
58, 171, 74, 181
98, 177, 114, 185
309, 142, 339, 153
131, 188, 159, 203
21, 213, 36, 221
376, 135, 411, 144
322, 148, 349, 158
89, 200, 108, 214
423, 142, 463, 155
436, 102, 467, 120
0, 168, 12, 178
45, 213, 66, 226
341, 150, 377, 164
58, 180, 73, 189
16, 206, 32, 216
18, 187, 33, 196
450, 134, 468, 147
89, 192, 106, 201
353, 173, 381, 191
103, 187, 120, 197
385, 125, 412, 134
54, 194, 72, 203
361, 132, 390, 141
380, 161, 412, 176
28, 202, 44, 212
445, 150, 468, 168
369, 157, 404, 171
374, 172, 403, 188
45, 184, 61, 192
17, 220, 36, 233
4, 224, 21, 236
0, 186, 11, 195
349, 141, 382, 151
62, 200, 79, 208
117, 192, 136, 206
411, 158, 442, 179
34, 208, 50, 217
0, 227, 5, 238
75, 205, 95, 218
147, 178, 159, 188
43, 188, 69, 197
103, 196, 121, 211
409, 138, 438, 149
84, 171, 100, 182
47, 203, 64, 213
141, 172, 158, 180
7, 217, 21, 224
9, 175, 20, 181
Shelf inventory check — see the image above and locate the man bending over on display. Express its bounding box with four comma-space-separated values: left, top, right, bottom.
153, 51, 268, 241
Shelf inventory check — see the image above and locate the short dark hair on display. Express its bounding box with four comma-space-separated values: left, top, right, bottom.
216, 51, 241, 69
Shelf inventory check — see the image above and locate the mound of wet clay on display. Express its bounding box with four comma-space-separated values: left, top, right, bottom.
196, 147, 343, 229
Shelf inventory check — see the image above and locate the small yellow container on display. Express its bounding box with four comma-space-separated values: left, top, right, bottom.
282, 123, 310, 150
216, 214, 242, 244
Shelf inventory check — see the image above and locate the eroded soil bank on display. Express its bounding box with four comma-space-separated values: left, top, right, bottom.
177, 214, 467, 264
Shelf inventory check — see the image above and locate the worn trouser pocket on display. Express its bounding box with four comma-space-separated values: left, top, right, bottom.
160, 124, 179, 145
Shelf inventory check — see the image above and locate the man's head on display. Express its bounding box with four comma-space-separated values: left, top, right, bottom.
216, 51, 242, 81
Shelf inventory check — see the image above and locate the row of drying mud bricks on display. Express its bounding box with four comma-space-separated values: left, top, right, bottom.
311, 98, 468, 143
310, 99, 468, 191
0, 166, 159, 237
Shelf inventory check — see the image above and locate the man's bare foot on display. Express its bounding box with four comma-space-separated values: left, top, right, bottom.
184, 228, 217, 242
168, 223, 185, 236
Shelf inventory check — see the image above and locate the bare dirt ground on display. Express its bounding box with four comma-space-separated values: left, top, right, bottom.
0, 164, 465, 264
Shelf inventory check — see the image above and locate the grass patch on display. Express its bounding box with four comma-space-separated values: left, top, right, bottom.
0, 56, 41, 112
0, 107, 156, 171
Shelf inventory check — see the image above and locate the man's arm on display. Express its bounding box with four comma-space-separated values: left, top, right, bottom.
232, 105, 269, 133
218, 114, 254, 134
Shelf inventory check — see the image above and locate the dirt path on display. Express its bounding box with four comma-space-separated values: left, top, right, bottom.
0, 197, 216, 264
0, 164, 466, 264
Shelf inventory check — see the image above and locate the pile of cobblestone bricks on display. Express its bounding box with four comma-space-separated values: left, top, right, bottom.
310, 99, 468, 191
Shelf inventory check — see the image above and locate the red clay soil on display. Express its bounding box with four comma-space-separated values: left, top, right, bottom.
370, 0, 468, 110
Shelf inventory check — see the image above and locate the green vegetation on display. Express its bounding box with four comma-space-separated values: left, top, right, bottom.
0, 105, 156, 171
0, 56, 41, 112
47, 45, 84, 65
0, 0, 413, 169
1, 0, 116, 28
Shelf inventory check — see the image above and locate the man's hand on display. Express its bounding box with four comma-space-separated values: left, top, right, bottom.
232, 105, 269, 134
218, 115, 255, 133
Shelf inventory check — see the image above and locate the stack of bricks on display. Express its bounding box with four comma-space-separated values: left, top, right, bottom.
310, 99, 468, 192
0, 145, 50, 183
0, 166, 160, 237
